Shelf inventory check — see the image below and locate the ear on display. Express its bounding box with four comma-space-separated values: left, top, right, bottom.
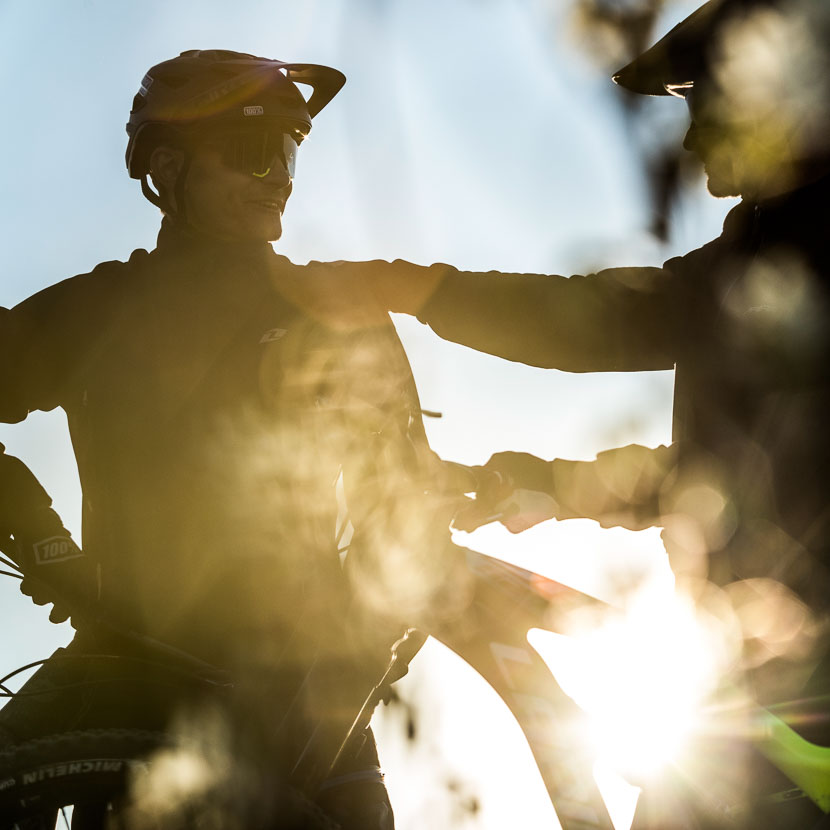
148, 145, 185, 193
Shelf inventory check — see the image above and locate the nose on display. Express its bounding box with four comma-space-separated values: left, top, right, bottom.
254, 159, 292, 188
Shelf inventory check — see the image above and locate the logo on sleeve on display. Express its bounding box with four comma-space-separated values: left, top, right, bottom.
260, 328, 288, 343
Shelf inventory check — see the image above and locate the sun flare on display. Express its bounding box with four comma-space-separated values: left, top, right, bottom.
528, 580, 737, 789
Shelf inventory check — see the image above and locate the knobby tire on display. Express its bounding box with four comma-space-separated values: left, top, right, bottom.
0, 728, 341, 829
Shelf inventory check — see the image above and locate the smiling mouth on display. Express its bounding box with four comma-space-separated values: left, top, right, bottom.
250, 199, 284, 213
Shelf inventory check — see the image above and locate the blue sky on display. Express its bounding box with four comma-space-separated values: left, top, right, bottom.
0, 1, 737, 826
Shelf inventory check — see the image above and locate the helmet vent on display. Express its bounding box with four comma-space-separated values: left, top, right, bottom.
131, 93, 147, 113
153, 71, 190, 89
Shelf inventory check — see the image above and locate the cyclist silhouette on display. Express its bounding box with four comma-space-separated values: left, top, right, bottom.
0, 50, 463, 829
295, 0, 830, 824
430, 0, 830, 691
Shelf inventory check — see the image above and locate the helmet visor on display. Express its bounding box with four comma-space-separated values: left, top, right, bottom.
201, 128, 300, 179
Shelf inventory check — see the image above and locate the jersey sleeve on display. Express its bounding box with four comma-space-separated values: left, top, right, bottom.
0, 259, 133, 424
0, 298, 64, 423
416, 263, 682, 372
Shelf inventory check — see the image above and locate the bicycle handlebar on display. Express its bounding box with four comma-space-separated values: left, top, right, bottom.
423, 460, 518, 533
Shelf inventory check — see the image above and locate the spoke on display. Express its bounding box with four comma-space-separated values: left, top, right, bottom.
0, 554, 21, 571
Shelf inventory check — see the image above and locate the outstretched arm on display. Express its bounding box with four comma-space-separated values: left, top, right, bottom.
456, 443, 679, 533
277, 259, 681, 373
415, 264, 680, 372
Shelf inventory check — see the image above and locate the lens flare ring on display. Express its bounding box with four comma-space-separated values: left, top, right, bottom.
528, 583, 735, 782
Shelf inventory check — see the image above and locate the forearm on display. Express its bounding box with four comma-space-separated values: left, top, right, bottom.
417, 265, 678, 372
475, 444, 679, 532
550, 444, 678, 527
0, 444, 90, 624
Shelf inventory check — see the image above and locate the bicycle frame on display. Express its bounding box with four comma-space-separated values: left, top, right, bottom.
4, 530, 830, 828
425, 547, 617, 829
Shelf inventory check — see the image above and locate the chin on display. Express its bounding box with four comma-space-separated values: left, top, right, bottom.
705, 178, 741, 199
700, 153, 744, 199
703, 163, 742, 199
262, 212, 283, 242
250, 218, 282, 242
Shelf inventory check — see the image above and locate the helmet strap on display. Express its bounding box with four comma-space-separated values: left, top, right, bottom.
140, 152, 192, 226
140, 174, 167, 211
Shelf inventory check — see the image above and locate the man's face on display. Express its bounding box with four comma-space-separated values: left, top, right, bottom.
679, 5, 830, 200
183, 135, 295, 242
680, 82, 757, 199
679, 78, 798, 199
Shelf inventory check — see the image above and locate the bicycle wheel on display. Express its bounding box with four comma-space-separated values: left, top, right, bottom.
0, 728, 168, 829
0, 727, 343, 829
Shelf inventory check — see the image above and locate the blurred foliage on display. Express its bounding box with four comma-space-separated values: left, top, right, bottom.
567, 0, 697, 241
568, 0, 668, 72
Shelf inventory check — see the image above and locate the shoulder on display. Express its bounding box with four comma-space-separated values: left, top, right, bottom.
267, 256, 399, 331
663, 201, 750, 277
16, 249, 148, 305
7, 248, 145, 341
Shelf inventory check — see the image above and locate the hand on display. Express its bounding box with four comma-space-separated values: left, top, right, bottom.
0, 447, 92, 624
452, 454, 560, 533
19, 572, 73, 624
14, 522, 95, 626
5, 533, 77, 624
499, 489, 561, 533
482, 451, 554, 494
